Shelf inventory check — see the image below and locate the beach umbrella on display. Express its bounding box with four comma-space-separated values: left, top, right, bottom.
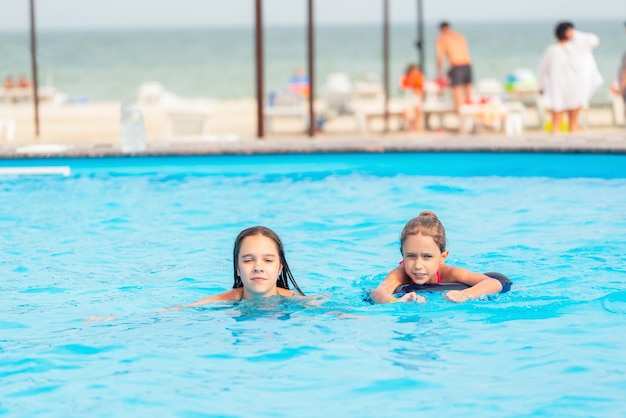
29, 0, 40, 137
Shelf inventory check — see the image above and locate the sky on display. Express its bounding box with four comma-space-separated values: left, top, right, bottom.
0, 0, 619, 31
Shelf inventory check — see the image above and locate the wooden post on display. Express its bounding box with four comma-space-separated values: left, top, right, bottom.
417, 0, 425, 75
307, 0, 315, 137
255, 0, 265, 138
383, 0, 390, 133
29, 0, 40, 137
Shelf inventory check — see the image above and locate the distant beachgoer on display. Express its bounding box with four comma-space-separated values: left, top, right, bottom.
17, 74, 32, 88
399, 64, 425, 132
369, 211, 504, 304
4, 76, 15, 90
288, 67, 310, 99
170, 226, 305, 307
436, 21, 473, 113
286, 67, 328, 131
539, 22, 603, 134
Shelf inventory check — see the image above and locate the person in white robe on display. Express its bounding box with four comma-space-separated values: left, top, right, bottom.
539, 22, 602, 134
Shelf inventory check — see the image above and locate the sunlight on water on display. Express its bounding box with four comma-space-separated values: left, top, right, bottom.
1, 153, 626, 416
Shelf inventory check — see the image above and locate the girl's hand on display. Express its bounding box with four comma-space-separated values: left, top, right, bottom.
398, 292, 427, 303
444, 290, 469, 303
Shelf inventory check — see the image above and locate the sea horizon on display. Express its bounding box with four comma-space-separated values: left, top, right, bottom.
1, 17, 621, 32
1, 20, 624, 102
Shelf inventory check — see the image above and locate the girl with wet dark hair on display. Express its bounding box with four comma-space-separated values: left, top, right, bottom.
187, 226, 305, 305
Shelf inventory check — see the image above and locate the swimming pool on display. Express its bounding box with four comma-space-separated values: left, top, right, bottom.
2, 153, 626, 417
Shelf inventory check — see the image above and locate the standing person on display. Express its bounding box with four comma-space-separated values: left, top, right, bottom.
370, 211, 507, 304
17, 74, 32, 88
174, 226, 305, 307
539, 22, 602, 134
436, 21, 473, 113
399, 64, 425, 132
3, 76, 15, 90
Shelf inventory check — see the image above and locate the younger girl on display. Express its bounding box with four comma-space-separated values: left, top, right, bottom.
371, 211, 503, 303
186, 226, 305, 305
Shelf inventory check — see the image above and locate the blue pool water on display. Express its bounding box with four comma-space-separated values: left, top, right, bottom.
1, 153, 626, 417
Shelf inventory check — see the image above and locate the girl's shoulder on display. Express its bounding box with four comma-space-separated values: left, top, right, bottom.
439, 264, 470, 282
193, 287, 243, 304
277, 287, 302, 297
439, 265, 495, 286
215, 287, 244, 301
385, 265, 412, 286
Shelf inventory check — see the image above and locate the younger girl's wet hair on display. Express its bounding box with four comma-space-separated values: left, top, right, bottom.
232, 226, 304, 295
399, 211, 447, 253
555, 21, 574, 41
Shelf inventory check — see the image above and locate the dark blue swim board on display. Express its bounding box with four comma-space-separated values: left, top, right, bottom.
394, 272, 512, 294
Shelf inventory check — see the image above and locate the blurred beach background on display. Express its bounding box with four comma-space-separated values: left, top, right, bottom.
1, 21, 623, 103
0, 0, 624, 143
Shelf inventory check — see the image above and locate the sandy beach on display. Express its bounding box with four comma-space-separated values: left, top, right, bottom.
1, 97, 625, 157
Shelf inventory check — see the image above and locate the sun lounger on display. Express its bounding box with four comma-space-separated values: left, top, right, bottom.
165, 99, 214, 139
420, 80, 457, 130
0, 87, 57, 103
475, 78, 506, 97
352, 100, 405, 132
264, 91, 308, 133
459, 100, 526, 137
352, 98, 458, 133
322, 73, 353, 115
422, 100, 457, 130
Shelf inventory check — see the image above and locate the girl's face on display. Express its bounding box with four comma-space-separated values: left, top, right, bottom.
401, 233, 448, 285
236, 234, 283, 300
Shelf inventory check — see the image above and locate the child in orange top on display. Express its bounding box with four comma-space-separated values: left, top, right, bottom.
399, 64, 425, 132
370, 211, 503, 303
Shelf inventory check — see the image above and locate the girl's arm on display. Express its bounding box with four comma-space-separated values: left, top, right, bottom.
188, 288, 243, 305
440, 264, 503, 302
572, 30, 600, 51
157, 288, 244, 311
277, 287, 303, 297
370, 266, 425, 304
